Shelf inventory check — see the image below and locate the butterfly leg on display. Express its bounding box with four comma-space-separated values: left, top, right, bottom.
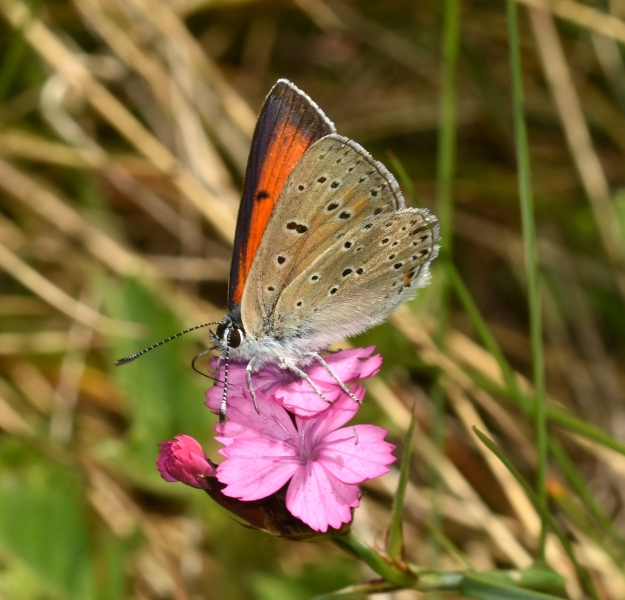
305, 352, 362, 405
211, 355, 223, 383
246, 357, 261, 414
281, 360, 331, 405
192, 347, 216, 378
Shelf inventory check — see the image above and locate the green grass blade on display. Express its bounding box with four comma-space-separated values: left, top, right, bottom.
386, 405, 417, 560
430, 0, 461, 566
387, 151, 420, 207
445, 262, 528, 409
446, 260, 625, 551
458, 573, 563, 600
437, 0, 461, 262
550, 439, 624, 557
458, 574, 556, 600
473, 428, 600, 599
505, 0, 548, 557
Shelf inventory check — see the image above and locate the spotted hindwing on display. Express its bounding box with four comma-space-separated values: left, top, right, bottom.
240, 133, 406, 335
269, 208, 439, 351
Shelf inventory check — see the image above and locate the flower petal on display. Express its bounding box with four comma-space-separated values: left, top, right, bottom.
216, 438, 299, 500
296, 390, 364, 439
205, 360, 249, 409
326, 345, 381, 374
286, 461, 360, 532
206, 362, 295, 410
304, 346, 382, 386
273, 381, 337, 417
206, 388, 298, 448
317, 425, 396, 484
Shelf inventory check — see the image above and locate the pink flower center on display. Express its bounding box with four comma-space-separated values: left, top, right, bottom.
271, 413, 359, 466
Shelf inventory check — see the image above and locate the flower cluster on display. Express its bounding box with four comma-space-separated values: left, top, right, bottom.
157, 347, 396, 535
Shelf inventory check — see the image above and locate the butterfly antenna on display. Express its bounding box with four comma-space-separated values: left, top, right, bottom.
115, 321, 221, 365
219, 330, 231, 424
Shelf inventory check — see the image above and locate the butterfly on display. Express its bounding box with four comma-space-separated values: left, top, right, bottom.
117, 79, 439, 418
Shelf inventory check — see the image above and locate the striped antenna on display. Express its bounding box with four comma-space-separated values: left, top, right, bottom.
115, 321, 221, 365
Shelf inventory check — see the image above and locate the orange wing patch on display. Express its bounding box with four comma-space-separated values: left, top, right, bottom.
231, 124, 312, 306
228, 80, 335, 308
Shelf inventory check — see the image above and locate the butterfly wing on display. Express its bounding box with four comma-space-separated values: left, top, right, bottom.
229, 79, 335, 308
240, 133, 407, 336
271, 208, 439, 351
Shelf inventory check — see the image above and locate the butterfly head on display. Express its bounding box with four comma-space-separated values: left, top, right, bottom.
213, 312, 245, 351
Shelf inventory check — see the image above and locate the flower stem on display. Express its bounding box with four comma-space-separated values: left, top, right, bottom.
332, 532, 416, 588
332, 532, 566, 595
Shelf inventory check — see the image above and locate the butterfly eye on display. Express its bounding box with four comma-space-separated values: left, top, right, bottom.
229, 327, 243, 348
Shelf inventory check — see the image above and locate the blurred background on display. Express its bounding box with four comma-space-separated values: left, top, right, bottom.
1, 0, 625, 598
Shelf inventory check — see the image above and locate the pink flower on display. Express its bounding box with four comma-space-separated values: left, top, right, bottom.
212, 389, 396, 532
206, 346, 382, 417
157, 435, 216, 489
158, 348, 394, 535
